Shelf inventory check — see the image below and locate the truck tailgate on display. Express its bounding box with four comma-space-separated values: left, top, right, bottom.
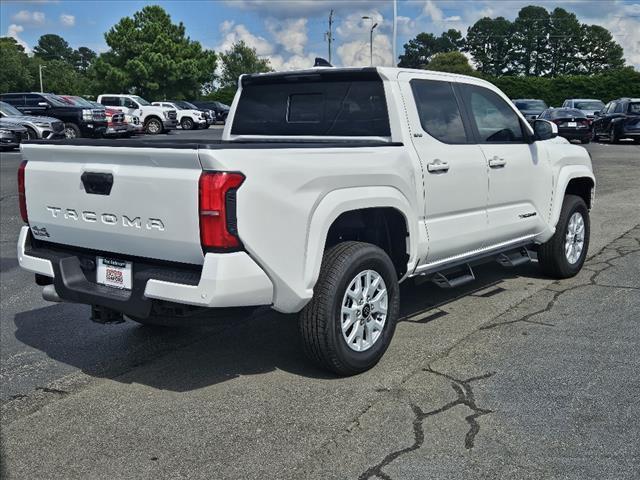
21, 144, 204, 265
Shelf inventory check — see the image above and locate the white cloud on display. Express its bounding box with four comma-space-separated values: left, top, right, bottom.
268, 52, 318, 70
265, 17, 307, 55
338, 33, 393, 67
11, 10, 45, 25
59, 14, 75, 27
422, 0, 444, 22
216, 20, 274, 56
6, 24, 31, 53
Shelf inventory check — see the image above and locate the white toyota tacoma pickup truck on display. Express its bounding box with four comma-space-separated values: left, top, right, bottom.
17, 67, 595, 375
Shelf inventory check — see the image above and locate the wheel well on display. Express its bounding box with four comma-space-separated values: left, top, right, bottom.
325, 208, 409, 278
565, 177, 594, 209
145, 115, 161, 124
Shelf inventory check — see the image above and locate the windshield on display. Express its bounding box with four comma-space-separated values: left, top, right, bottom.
66, 96, 94, 108
629, 103, 640, 114
574, 101, 604, 110
42, 94, 71, 107
0, 101, 23, 116
130, 95, 151, 106
175, 101, 199, 109
514, 100, 547, 111
550, 109, 584, 118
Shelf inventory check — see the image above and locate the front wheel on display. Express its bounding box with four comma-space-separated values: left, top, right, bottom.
144, 118, 163, 135
181, 117, 194, 130
538, 195, 590, 278
299, 242, 400, 376
63, 123, 81, 139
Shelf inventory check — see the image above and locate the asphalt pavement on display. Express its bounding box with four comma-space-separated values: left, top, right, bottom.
1, 132, 639, 479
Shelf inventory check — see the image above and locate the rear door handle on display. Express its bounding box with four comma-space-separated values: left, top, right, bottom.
427, 160, 450, 173
489, 156, 507, 168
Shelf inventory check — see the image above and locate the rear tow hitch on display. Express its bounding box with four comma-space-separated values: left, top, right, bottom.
91, 305, 125, 324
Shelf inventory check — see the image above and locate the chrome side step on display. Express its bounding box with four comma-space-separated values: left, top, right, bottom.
496, 248, 531, 268
432, 264, 475, 289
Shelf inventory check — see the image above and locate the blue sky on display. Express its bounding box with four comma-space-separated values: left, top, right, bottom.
2, 0, 639, 69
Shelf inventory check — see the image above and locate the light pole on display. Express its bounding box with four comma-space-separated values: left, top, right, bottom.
362, 16, 379, 66
39, 64, 45, 93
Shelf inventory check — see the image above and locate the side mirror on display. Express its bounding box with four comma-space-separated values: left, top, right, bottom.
593, 111, 600, 116
125, 101, 137, 109
37, 102, 49, 108
533, 119, 558, 141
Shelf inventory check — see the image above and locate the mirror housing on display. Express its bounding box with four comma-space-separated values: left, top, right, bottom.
593, 110, 600, 116
533, 119, 558, 141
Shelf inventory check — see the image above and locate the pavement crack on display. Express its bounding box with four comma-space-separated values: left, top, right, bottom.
359, 369, 494, 480
481, 225, 639, 331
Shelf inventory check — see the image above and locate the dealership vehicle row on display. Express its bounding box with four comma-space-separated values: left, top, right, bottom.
0, 92, 230, 148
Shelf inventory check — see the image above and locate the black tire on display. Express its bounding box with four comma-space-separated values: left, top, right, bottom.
609, 126, 619, 144
580, 137, 590, 144
203, 123, 210, 129
299, 241, 400, 376
634, 138, 640, 144
538, 195, 590, 279
144, 117, 163, 135
63, 123, 81, 139
181, 117, 194, 130
24, 126, 38, 140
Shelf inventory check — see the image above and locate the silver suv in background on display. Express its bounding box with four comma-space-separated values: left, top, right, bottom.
512, 99, 549, 122
561, 99, 605, 120
0, 101, 64, 140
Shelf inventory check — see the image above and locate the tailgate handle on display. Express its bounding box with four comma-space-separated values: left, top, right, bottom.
81, 172, 113, 195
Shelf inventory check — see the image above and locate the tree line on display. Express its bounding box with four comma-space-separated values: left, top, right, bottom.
0, 5, 272, 103
400, 5, 626, 76
0, 4, 636, 106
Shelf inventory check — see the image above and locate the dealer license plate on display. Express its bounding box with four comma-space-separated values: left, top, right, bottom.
97, 257, 132, 290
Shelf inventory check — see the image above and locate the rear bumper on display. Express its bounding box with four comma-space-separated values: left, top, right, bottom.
17, 226, 273, 317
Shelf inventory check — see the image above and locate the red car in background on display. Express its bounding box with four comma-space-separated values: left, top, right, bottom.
60, 95, 130, 137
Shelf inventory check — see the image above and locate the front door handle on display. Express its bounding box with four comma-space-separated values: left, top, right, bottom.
427, 160, 450, 173
489, 156, 507, 168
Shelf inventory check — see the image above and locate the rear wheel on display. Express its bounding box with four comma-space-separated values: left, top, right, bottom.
299, 242, 399, 376
181, 117, 194, 130
609, 127, 620, 143
580, 137, 590, 144
538, 195, 590, 278
145, 117, 163, 135
63, 123, 81, 139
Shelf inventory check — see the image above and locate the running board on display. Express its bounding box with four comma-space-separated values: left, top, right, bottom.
496, 248, 531, 268
432, 264, 475, 289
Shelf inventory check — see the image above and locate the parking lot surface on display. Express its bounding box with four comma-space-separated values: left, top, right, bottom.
1, 133, 639, 479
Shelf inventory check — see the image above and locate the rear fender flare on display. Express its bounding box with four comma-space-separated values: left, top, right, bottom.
303, 186, 418, 292
549, 166, 595, 230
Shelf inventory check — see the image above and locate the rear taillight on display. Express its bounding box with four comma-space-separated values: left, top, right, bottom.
18, 160, 28, 223
199, 172, 244, 250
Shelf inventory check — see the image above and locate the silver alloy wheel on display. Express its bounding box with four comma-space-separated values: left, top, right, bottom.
341, 269, 388, 352
147, 120, 161, 134
64, 127, 77, 139
565, 212, 585, 264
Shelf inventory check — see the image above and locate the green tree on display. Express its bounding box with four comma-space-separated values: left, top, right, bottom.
219, 40, 272, 89
579, 25, 625, 74
0, 37, 34, 92
72, 46, 97, 71
92, 5, 217, 99
398, 29, 464, 69
425, 51, 475, 75
548, 8, 582, 76
31, 58, 88, 95
33, 34, 74, 62
508, 6, 551, 76
464, 17, 513, 76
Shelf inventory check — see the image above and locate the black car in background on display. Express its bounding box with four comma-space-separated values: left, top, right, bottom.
0, 92, 107, 139
190, 100, 230, 123
0, 119, 28, 150
538, 108, 591, 144
512, 99, 548, 123
592, 98, 640, 144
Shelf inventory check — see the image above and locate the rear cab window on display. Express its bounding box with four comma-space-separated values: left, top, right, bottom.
231, 69, 390, 137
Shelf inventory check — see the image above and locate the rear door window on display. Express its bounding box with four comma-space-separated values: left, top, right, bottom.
231, 71, 390, 137
459, 84, 525, 143
410, 79, 469, 143
0, 94, 25, 107
101, 96, 120, 107
25, 94, 45, 107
